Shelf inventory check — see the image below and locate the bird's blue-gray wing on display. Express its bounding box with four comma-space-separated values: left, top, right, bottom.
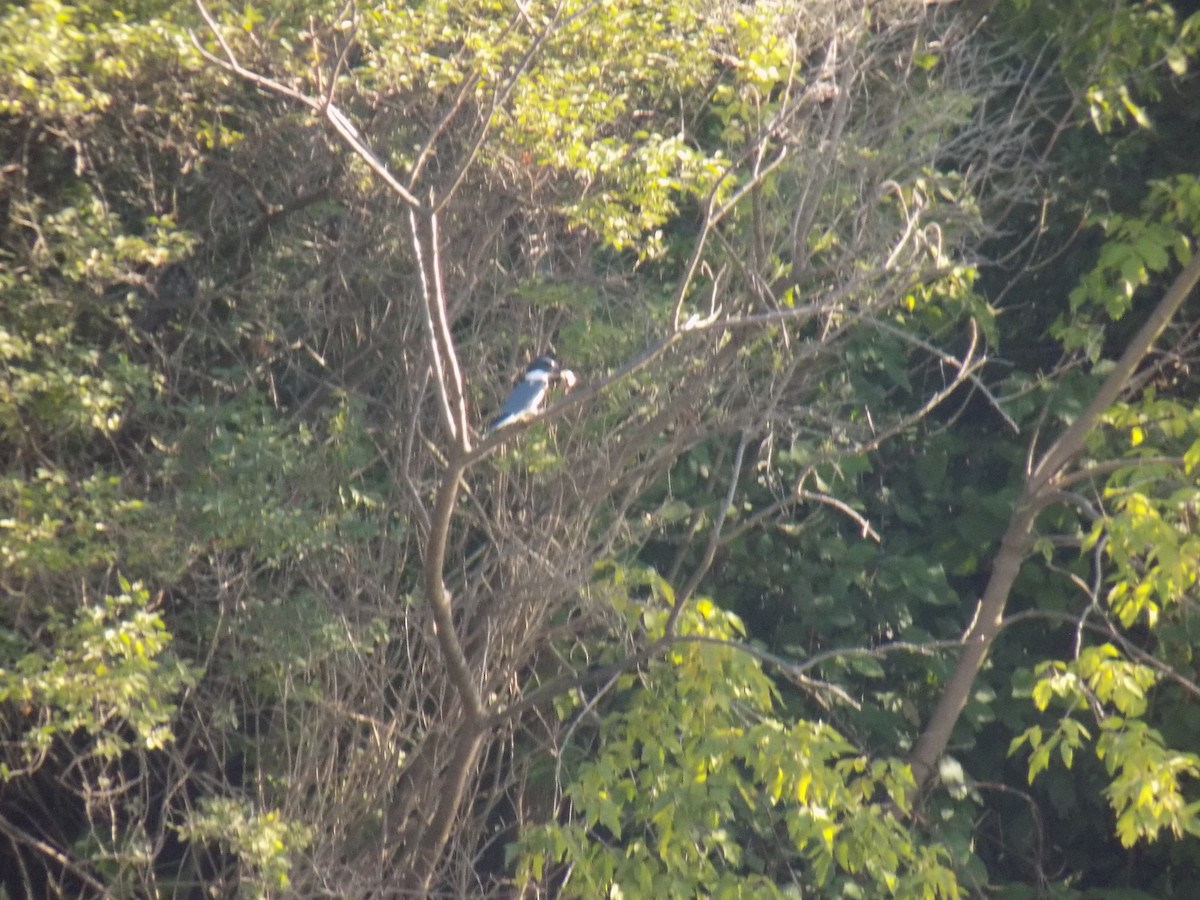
489, 379, 548, 430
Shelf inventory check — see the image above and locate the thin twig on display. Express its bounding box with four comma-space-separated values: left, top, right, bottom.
796, 488, 881, 542
869, 316, 1018, 433
191, 0, 424, 210
674, 430, 751, 610
410, 208, 459, 442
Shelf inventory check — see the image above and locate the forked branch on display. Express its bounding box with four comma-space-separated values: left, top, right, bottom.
908, 249, 1200, 790
190, 0, 425, 211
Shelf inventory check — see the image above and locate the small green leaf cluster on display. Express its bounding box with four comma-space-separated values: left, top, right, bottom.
0, 469, 148, 579
1074, 361, 1200, 630
1058, 176, 1200, 354
178, 796, 313, 899
0, 0, 193, 120
0, 578, 195, 779
1098, 718, 1200, 848
0, 193, 183, 452
997, 0, 1200, 133
1011, 644, 1200, 849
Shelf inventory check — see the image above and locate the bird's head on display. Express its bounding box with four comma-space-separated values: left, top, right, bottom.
525, 355, 561, 377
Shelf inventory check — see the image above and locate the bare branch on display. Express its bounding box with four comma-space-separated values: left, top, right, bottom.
796, 487, 881, 543
674, 430, 751, 608
428, 210, 472, 448
428, 2, 568, 214
410, 209, 461, 444
1033, 252, 1200, 487
868, 316, 1019, 433
1054, 455, 1186, 488
191, 0, 424, 210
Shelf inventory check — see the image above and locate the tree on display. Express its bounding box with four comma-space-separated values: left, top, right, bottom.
178, 0, 1045, 893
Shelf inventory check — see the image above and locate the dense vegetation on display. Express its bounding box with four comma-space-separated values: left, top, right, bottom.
2, 0, 1200, 896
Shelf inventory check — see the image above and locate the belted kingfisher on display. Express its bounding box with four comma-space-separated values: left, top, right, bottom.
487, 355, 577, 432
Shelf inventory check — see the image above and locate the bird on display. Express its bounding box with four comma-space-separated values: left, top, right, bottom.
487, 355, 577, 432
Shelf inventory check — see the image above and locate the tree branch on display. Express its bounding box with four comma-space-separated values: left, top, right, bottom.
673, 430, 750, 609
191, 0, 424, 211
908, 249, 1200, 790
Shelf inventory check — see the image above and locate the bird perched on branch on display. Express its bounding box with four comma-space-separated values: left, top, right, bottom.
487, 354, 577, 432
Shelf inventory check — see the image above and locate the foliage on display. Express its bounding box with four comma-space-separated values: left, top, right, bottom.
997, 0, 1200, 131
1057, 175, 1200, 355
1010, 645, 1200, 849
0, 578, 193, 777
178, 796, 313, 899
520, 571, 959, 898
